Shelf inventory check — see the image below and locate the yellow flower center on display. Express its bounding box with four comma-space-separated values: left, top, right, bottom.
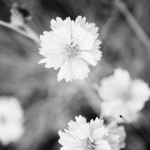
65, 39, 80, 60
81, 138, 95, 150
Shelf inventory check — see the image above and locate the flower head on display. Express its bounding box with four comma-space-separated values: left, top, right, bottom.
39, 16, 102, 82
0, 96, 24, 145
58, 115, 120, 150
99, 68, 150, 122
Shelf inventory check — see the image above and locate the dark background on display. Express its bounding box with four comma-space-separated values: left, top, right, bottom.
0, 0, 150, 150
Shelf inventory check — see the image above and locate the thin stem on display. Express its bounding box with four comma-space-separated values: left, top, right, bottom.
115, 0, 150, 53
100, 10, 119, 41
0, 20, 40, 46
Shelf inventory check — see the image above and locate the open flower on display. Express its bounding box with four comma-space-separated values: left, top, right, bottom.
39, 16, 102, 82
99, 68, 150, 122
0, 96, 24, 145
58, 115, 119, 150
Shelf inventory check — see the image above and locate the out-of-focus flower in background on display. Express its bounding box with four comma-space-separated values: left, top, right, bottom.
39, 16, 102, 82
0, 96, 24, 145
10, 3, 31, 28
58, 115, 120, 150
98, 68, 150, 122
106, 121, 126, 150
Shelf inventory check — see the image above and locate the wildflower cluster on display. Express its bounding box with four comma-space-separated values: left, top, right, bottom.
1, 10, 150, 150
39, 16, 150, 150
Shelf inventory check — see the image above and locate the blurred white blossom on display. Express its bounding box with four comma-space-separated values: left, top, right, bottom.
10, 3, 31, 27
39, 16, 102, 82
107, 121, 126, 150
58, 115, 120, 150
99, 68, 150, 122
0, 96, 24, 145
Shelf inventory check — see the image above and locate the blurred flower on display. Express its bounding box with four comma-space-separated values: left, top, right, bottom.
58, 115, 120, 150
39, 16, 102, 82
0, 96, 24, 145
10, 3, 31, 27
99, 68, 150, 122
107, 121, 126, 150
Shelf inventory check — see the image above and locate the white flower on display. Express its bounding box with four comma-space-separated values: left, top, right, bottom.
0, 96, 24, 145
58, 115, 120, 150
106, 121, 126, 150
99, 68, 150, 122
39, 16, 102, 82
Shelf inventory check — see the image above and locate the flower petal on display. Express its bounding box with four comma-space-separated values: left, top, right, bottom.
79, 51, 97, 66
57, 58, 90, 82
90, 118, 104, 133
95, 140, 111, 150
58, 131, 79, 147
99, 68, 131, 102
69, 124, 90, 140
92, 127, 108, 140
68, 115, 87, 131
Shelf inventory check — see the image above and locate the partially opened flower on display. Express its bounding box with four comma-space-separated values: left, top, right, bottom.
58, 115, 120, 150
0, 96, 24, 145
99, 68, 150, 122
106, 121, 126, 150
39, 16, 102, 82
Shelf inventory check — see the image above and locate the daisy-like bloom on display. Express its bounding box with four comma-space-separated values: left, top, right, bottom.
0, 96, 24, 145
99, 68, 150, 122
39, 16, 102, 82
106, 121, 126, 150
58, 115, 120, 150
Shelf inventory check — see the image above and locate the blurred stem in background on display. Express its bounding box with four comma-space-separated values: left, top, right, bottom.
114, 1, 150, 145
0, 2, 40, 46
115, 0, 150, 56
0, 20, 40, 46
100, 10, 119, 41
